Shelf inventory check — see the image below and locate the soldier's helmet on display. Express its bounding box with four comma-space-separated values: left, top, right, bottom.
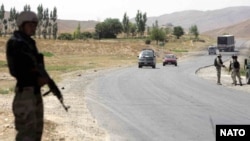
16, 11, 38, 27
232, 54, 238, 59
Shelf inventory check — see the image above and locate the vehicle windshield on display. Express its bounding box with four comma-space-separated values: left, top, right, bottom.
165, 55, 175, 58
208, 46, 216, 49
140, 51, 154, 57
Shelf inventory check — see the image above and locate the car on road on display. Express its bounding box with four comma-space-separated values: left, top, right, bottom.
208, 46, 217, 55
138, 49, 156, 68
163, 54, 177, 66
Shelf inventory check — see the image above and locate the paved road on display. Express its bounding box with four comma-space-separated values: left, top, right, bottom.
85, 41, 250, 141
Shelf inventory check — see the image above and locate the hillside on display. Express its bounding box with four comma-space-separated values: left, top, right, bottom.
144, 6, 250, 32
3, 6, 250, 34
3, 12, 98, 34
57, 19, 98, 33
203, 19, 250, 38
59, 6, 250, 34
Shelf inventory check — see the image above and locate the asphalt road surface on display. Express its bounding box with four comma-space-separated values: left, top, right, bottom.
85, 41, 250, 141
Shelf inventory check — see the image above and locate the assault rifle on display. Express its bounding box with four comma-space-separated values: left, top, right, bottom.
38, 53, 70, 112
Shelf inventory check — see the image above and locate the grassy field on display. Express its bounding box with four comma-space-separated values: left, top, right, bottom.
0, 35, 214, 94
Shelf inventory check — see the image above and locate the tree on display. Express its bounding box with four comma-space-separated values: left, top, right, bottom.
37, 4, 43, 38
0, 4, 5, 36
57, 33, 73, 40
3, 19, 7, 36
135, 10, 147, 37
51, 7, 58, 39
47, 11, 53, 39
122, 12, 130, 37
173, 26, 184, 39
48, 22, 52, 39
129, 22, 136, 37
42, 8, 49, 39
189, 25, 199, 39
0, 4, 4, 20
95, 18, 123, 39
23, 4, 31, 11
150, 20, 166, 45
9, 7, 18, 32
52, 22, 58, 39
74, 22, 81, 39
81, 31, 92, 38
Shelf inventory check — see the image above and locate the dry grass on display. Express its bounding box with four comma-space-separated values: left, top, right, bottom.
0, 35, 214, 140
0, 35, 213, 94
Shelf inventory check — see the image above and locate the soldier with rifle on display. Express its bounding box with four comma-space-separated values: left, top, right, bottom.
229, 55, 242, 86
6, 11, 69, 141
214, 54, 225, 85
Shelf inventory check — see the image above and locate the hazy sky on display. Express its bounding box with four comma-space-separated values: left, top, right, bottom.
1, 0, 250, 21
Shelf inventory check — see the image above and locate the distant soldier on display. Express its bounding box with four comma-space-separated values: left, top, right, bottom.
229, 55, 237, 84
214, 54, 225, 85
230, 55, 242, 86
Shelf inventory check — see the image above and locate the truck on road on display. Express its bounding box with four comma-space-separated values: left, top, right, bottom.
217, 35, 235, 52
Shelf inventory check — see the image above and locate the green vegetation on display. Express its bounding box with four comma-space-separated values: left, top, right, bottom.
0, 3, 204, 44
122, 13, 130, 38
42, 52, 54, 57
0, 88, 11, 95
57, 33, 74, 40
173, 26, 184, 39
150, 20, 166, 45
135, 10, 147, 37
172, 49, 189, 53
0, 4, 58, 38
95, 18, 123, 39
0, 35, 214, 95
0, 89, 9, 94
189, 25, 199, 39
0, 60, 6, 67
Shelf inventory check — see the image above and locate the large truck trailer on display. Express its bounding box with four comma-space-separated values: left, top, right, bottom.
217, 35, 235, 52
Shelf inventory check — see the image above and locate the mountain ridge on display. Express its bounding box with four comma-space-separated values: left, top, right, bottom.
3, 6, 250, 36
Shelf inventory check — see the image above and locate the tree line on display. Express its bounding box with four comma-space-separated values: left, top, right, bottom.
0, 4, 199, 42
91, 10, 199, 45
0, 4, 58, 39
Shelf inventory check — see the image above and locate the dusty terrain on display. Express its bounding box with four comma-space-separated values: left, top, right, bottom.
196, 58, 250, 94
1, 36, 248, 140
0, 68, 113, 140
2, 56, 250, 141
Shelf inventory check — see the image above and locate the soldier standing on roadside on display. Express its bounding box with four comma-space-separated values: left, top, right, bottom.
6, 11, 49, 141
229, 55, 237, 84
230, 55, 242, 86
214, 54, 225, 85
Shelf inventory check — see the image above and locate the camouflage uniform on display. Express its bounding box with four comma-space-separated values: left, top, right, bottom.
215, 55, 224, 85
232, 58, 242, 86
6, 31, 44, 141
229, 58, 236, 84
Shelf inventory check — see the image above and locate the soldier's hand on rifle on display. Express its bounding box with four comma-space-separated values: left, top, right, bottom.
37, 76, 49, 87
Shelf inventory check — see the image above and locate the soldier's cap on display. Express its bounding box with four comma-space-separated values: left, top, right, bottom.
217, 54, 221, 57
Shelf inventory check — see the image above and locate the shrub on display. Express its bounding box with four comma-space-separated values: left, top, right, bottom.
42, 52, 54, 57
145, 39, 151, 45
58, 33, 73, 40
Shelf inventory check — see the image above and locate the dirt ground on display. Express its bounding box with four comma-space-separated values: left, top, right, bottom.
0, 70, 110, 141
1, 56, 250, 141
196, 59, 250, 93
1, 37, 249, 140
